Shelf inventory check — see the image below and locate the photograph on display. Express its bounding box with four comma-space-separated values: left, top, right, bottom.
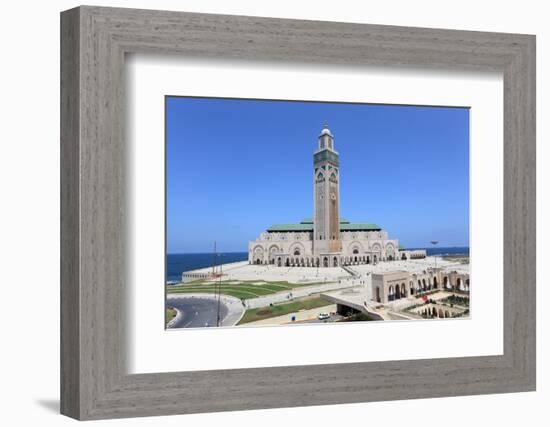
165, 96, 471, 329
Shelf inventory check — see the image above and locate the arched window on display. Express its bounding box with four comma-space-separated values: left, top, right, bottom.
293, 249, 300, 256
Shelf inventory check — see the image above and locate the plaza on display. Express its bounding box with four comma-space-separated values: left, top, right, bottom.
177, 253, 471, 324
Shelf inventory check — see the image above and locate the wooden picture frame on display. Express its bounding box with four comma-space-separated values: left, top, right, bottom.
60, 5, 536, 420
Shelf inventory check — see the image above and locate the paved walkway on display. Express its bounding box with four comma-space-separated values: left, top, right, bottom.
183, 262, 351, 284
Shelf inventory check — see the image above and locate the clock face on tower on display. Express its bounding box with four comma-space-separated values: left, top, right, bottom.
330, 193, 336, 201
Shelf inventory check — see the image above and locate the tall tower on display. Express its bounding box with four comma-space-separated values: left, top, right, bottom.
313, 124, 341, 256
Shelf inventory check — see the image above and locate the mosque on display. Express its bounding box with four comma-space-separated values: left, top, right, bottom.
248, 125, 426, 268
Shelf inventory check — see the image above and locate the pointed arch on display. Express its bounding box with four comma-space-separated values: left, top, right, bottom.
288, 242, 306, 258
348, 241, 364, 255
371, 243, 382, 252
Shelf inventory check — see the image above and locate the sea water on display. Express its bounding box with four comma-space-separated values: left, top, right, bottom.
166, 252, 248, 283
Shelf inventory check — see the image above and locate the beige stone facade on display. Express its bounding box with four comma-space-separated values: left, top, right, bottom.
372, 269, 471, 303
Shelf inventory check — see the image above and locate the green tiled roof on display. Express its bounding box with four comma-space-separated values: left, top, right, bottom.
267, 221, 381, 232
267, 223, 313, 232
339, 223, 381, 231
300, 218, 349, 224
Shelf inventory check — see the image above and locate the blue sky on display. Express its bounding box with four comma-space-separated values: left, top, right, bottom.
166, 96, 469, 253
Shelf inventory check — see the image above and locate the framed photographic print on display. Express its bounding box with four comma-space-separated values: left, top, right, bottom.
164, 98, 471, 330
61, 6, 536, 420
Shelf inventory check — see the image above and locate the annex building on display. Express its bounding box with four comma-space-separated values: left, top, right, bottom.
248, 125, 426, 268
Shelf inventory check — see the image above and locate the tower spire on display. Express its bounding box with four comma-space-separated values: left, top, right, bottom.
318, 123, 334, 150
313, 125, 341, 258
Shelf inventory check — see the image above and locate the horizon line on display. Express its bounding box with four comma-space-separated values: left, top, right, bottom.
167, 245, 471, 255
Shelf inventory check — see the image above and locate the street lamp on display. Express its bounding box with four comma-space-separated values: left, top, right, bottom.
430, 240, 439, 270
216, 253, 224, 327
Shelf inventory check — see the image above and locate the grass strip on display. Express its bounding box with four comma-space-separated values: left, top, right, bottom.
237, 297, 333, 324
165, 307, 177, 326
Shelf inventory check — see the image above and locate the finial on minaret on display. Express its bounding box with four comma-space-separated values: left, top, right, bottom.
319, 123, 333, 138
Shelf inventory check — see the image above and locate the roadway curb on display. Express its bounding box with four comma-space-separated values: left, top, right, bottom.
166, 306, 182, 329
167, 293, 245, 327
234, 304, 247, 326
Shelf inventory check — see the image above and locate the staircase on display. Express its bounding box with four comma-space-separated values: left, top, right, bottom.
341, 265, 359, 277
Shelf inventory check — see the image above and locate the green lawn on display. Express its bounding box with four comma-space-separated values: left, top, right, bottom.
166, 279, 329, 300
237, 297, 333, 324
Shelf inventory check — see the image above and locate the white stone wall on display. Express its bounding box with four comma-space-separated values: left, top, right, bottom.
341, 230, 388, 241
248, 231, 409, 267
371, 268, 469, 303
248, 232, 315, 265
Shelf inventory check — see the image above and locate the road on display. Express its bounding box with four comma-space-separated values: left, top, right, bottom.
168, 296, 228, 329
299, 314, 344, 324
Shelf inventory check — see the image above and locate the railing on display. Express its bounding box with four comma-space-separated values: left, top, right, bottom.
341, 265, 359, 277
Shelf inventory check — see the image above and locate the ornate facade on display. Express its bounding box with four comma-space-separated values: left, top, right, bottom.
372, 269, 471, 304
248, 125, 425, 267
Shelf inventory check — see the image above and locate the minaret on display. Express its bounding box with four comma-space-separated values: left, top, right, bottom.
313, 124, 341, 256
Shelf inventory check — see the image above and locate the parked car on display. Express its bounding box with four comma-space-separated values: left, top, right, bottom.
318, 313, 330, 320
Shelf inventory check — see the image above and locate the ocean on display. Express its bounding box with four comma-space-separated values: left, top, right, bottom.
412, 247, 469, 257
166, 252, 248, 283
166, 247, 469, 283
